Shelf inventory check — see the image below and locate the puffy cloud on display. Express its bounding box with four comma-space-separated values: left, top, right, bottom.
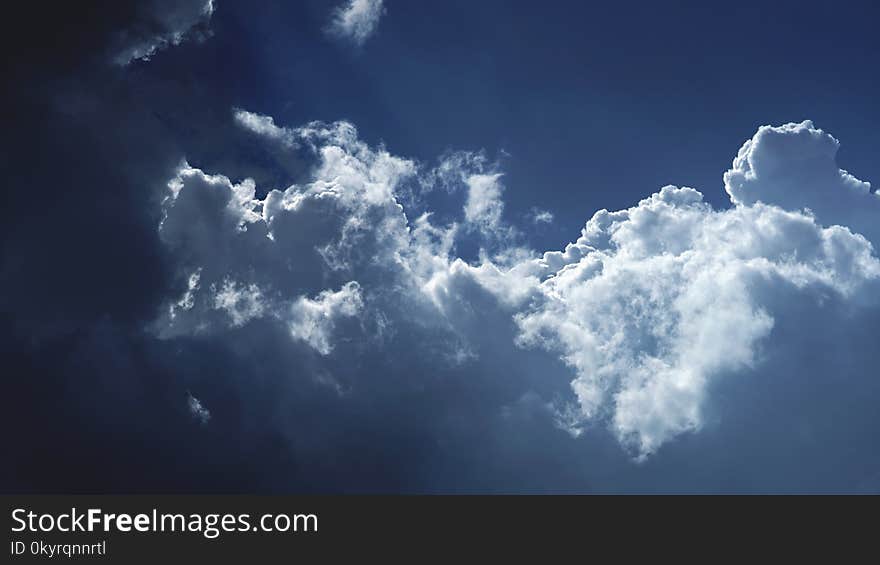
155, 117, 419, 353
516, 189, 879, 456
155, 162, 365, 354
112, 0, 215, 65
327, 0, 385, 46
724, 120, 880, 244
155, 112, 880, 464
162, 110, 506, 313
503, 123, 880, 457
288, 282, 363, 355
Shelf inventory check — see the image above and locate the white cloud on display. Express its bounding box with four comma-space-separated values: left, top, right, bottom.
114, 0, 215, 66
288, 282, 363, 355
502, 122, 880, 457
154, 117, 420, 353
724, 120, 880, 244
156, 112, 880, 459
187, 392, 211, 425
327, 0, 385, 46
213, 279, 266, 327
234, 109, 296, 147
515, 190, 879, 457
464, 173, 506, 233
530, 209, 554, 224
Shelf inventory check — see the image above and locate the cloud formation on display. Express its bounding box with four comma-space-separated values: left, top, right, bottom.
156, 111, 880, 461
327, 0, 385, 46
518, 188, 878, 456
6, 1, 879, 494
113, 0, 215, 65
724, 120, 880, 244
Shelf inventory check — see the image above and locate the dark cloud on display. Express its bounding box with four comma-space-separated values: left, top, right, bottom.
1, 1, 263, 491
111, 0, 214, 66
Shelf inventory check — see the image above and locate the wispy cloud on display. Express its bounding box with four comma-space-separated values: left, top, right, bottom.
529, 208, 554, 224
327, 0, 385, 46
113, 0, 215, 65
187, 392, 211, 425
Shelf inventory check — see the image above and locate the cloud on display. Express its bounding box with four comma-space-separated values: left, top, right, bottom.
327, 0, 385, 46
187, 392, 211, 425
508, 122, 880, 457
464, 173, 506, 233
213, 279, 266, 328
112, 0, 215, 65
5, 0, 878, 492
724, 120, 880, 244
516, 188, 878, 457
530, 209, 554, 224
154, 120, 418, 352
155, 110, 880, 463
288, 282, 363, 355
233, 109, 296, 147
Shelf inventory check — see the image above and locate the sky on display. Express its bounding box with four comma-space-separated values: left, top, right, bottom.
2, 0, 880, 493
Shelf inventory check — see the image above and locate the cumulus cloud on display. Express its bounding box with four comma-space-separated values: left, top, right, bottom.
154, 118, 419, 352
506, 122, 880, 456
113, 0, 215, 65
327, 0, 385, 46
516, 188, 878, 456
724, 120, 880, 244
155, 112, 880, 461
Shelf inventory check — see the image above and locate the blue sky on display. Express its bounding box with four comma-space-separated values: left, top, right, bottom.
151, 1, 880, 243
3, 0, 880, 493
